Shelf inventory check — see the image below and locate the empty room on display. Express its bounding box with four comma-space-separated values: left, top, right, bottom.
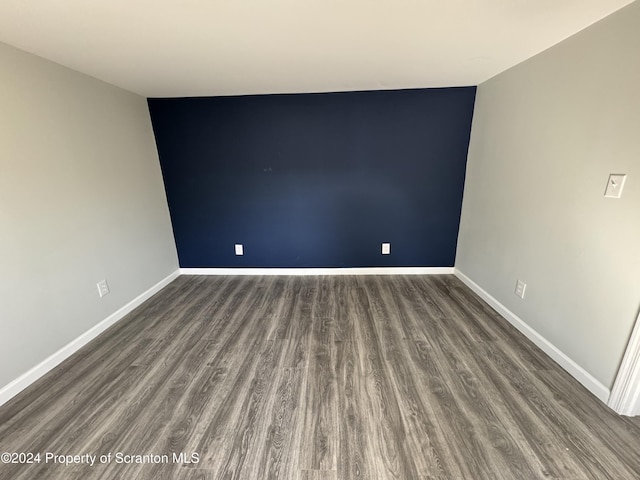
1, 1, 639, 479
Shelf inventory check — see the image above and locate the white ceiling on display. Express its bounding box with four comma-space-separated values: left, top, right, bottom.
0, 0, 635, 98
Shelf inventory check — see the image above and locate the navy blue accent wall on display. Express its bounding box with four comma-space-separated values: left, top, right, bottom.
148, 88, 476, 268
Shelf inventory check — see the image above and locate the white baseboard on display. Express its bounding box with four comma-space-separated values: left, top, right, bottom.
608, 311, 640, 416
180, 267, 454, 276
454, 269, 610, 404
0, 270, 180, 408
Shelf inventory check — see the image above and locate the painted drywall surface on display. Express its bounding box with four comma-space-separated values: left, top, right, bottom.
456, 1, 640, 389
0, 42, 178, 388
149, 88, 476, 268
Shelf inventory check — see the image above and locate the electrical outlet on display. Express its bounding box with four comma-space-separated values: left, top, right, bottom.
97, 279, 110, 298
381, 243, 391, 255
604, 174, 626, 198
234, 244, 244, 256
515, 280, 526, 299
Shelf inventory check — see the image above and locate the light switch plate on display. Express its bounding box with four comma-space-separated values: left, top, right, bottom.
381, 243, 391, 255
234, 244, 244, 256
97, 279, 110, 298
604, 174, 626, 198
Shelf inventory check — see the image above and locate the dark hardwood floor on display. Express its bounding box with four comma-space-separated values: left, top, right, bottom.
1, 275, 639, 479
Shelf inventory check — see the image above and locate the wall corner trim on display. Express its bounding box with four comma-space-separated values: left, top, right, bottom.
0, 270, 181, 408
608, 311, 640, 416
454, 268, 611, 404
179, 267, 455, 276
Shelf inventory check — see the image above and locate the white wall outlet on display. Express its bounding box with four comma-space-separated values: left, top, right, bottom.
604, 174, 626, 198
97, 279, 110, 298
515, 280, 526, 299
234, 244, 244, 256
381, 243, 391, 255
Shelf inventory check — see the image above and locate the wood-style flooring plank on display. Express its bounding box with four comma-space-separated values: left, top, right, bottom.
298, 470, 338, 480
298, 315, 337, 471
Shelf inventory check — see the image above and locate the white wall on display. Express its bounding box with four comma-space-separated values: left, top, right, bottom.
456, 1, 640, 391
0, 42, 179, 392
